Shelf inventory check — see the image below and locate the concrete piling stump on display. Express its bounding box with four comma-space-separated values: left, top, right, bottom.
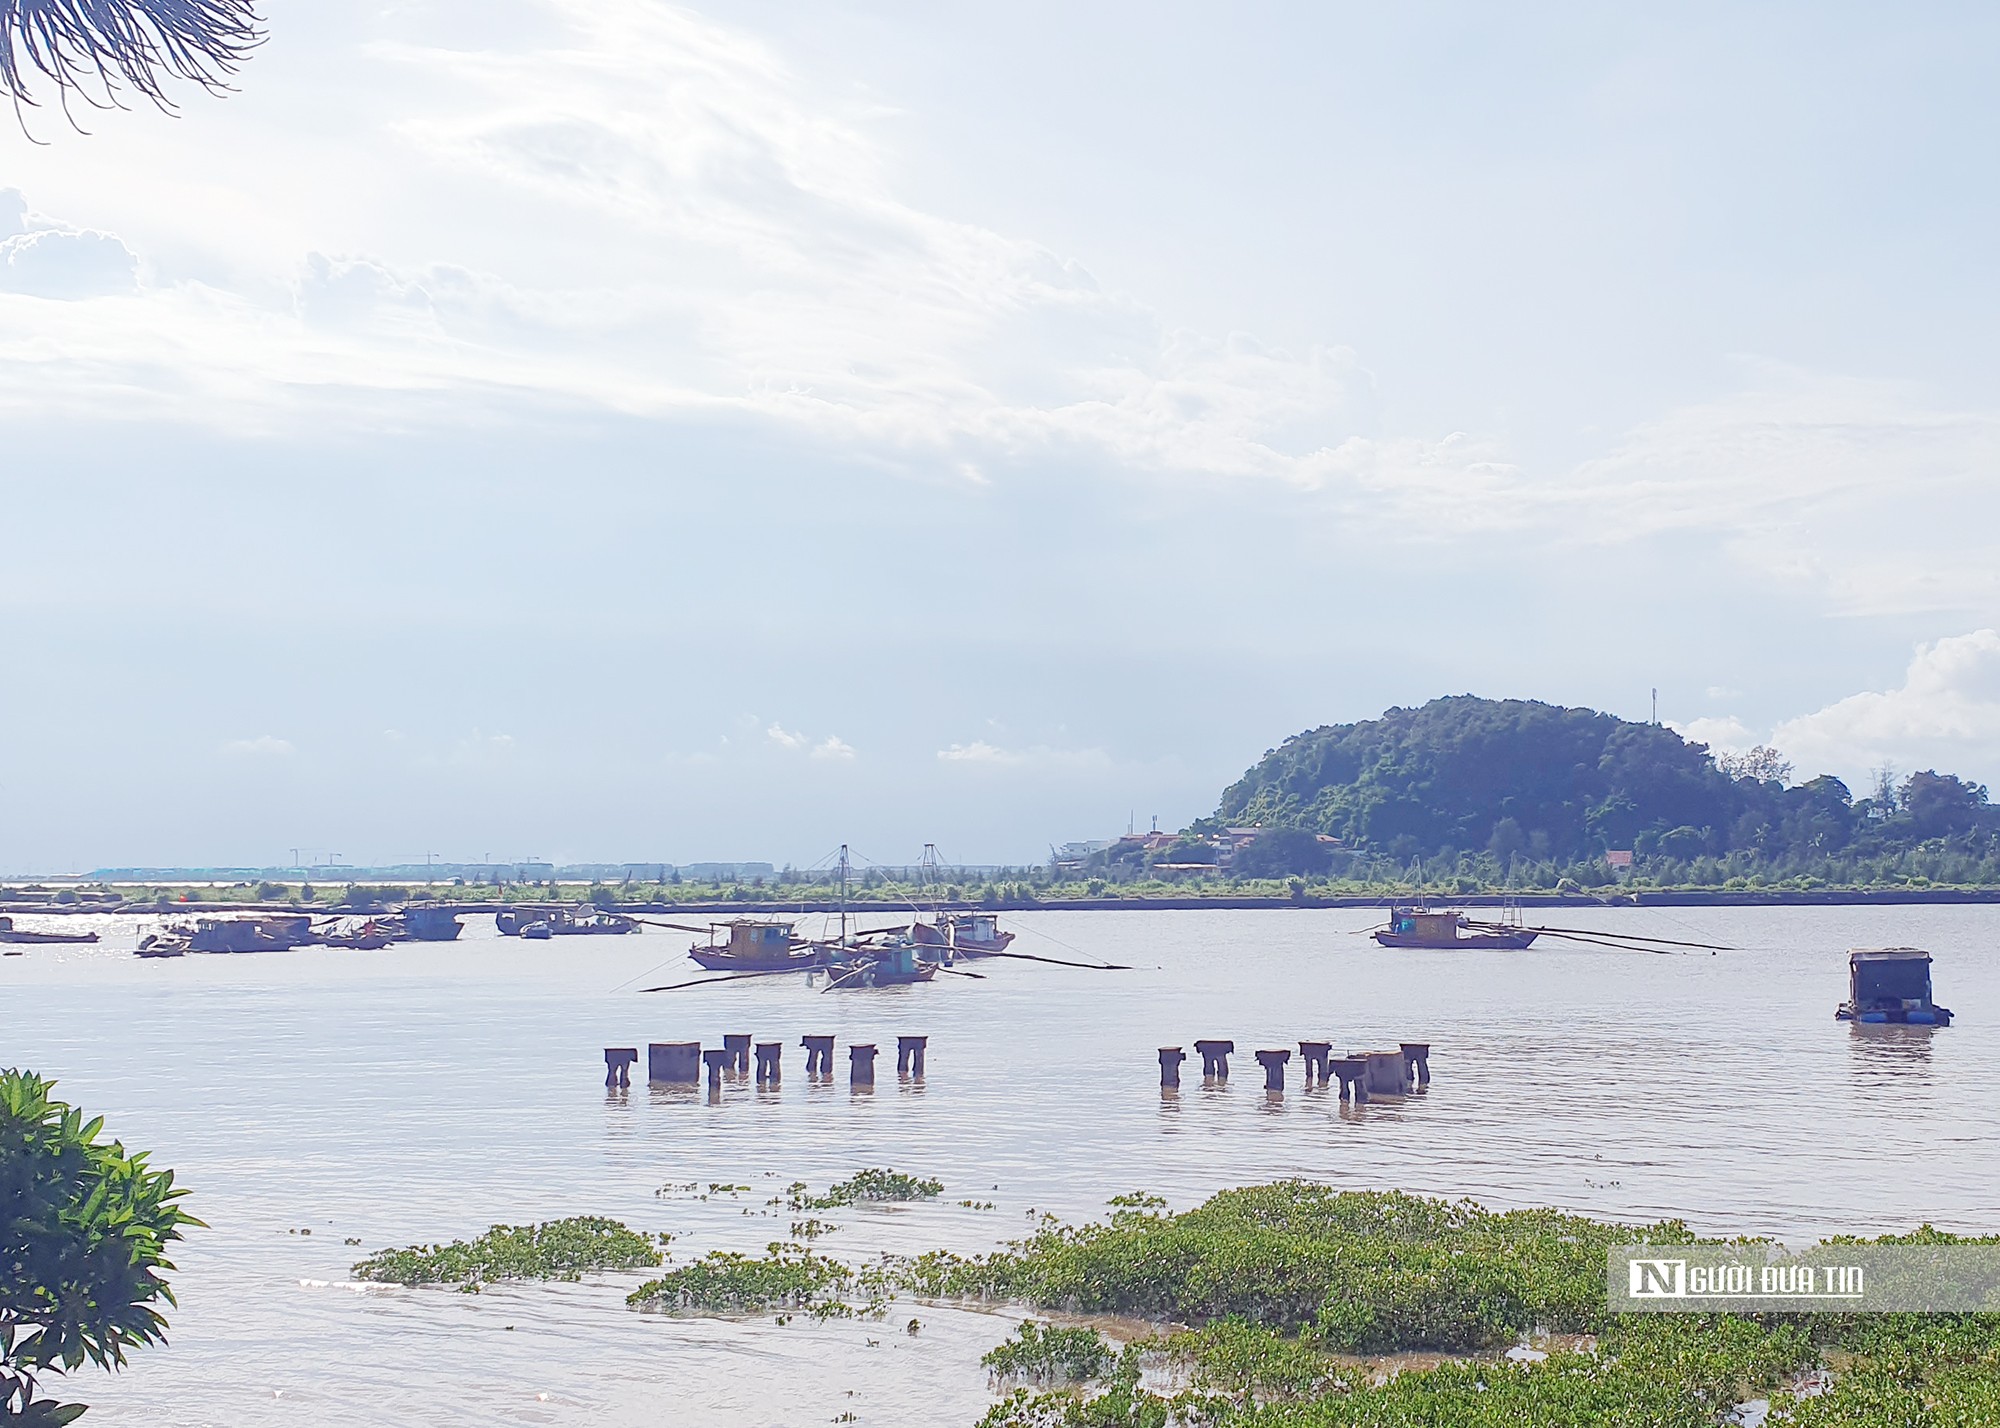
701, 1049, 731, 1088
648, 1042, 701, 1085
1298, 1041, 1331, 1085
723, 1034, 752, 1074
754, 1042, 783, 1084
1158, 1046, 1186, 1087
896, 1035, 928, 1078
850, 1043, 878, 1087
1194, 1039, 1235, 1079
604, 1047, 637, 1088
1255, 1048, 1292, 1092
1362, 1050, 1411, 1096
1331, 1056, 1368, 1102
801, 1035, 835, 1077
1399, 1042, 1431, 1087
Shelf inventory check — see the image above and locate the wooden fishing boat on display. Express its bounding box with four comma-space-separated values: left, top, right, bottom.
497, 906, 637, 937
318, 918, 399, 950
187, 914, 318, 953
818, 937, 939, 988
689, 919, 820, 972
1837, 948, 1954, 1026
1372, 907, 1538, 950
910, 911, 1014, 960
0, 915, 99, 945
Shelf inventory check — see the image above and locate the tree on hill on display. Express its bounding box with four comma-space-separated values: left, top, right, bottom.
1207, 695, 1996, 872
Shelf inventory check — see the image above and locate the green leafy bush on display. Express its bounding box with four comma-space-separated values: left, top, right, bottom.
0, 1069, 199, 1425
793, 1169, 944, 1210
982, 1321, 1115, 1385
351, 1217, 663, 1289
626, 1243, 859, 1316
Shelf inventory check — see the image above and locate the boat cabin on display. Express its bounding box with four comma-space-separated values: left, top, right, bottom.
723, 920, 797, 954
1388, 909, 1462, 942
1839, 947, 1954, 1026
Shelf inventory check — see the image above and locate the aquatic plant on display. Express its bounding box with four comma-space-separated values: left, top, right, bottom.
0, 1069, 198, 1426
928, 1185, 2000, 1427
626, 1243, 864, 1317
982, 1321, 1115, 1386
351, 1217, 664, 1289
793, 1169, 944, 1211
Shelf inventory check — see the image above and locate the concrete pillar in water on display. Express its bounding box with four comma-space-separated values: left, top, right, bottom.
1255, 1048, 1292, 1092
801, 1035, 835, 1077
647, 1041, 701, 1085
604, 1047, 637, 1088
754, 1042, 783, 1084
1297, 1041, 1331, 1085
1158, 1046, 1185, 1087
1399, 1042, 1431, 1087
702, 1049, 731, 1088
724, 1034, 752, 1074
1193, 1039, 1235, 1079
896, 1035, 928, 1078
850, 1043, 878, 1088
1362, 1049, 1410, 1096
1331, 1056, 1368, 1103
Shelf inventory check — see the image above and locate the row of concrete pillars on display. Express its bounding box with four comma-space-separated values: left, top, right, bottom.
1158, 1041, 1431, 1101
604, 1035, 929, 1089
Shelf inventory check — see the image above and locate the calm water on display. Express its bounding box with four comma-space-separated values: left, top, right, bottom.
8, 906, 1998, 1426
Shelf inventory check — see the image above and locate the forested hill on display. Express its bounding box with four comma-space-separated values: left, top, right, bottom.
1207, 695, 1990, 868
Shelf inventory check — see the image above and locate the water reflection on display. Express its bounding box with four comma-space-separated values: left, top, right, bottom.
1847, 1022, 1937, 1071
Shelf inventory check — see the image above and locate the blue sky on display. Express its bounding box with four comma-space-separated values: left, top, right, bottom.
5, 1, 2000, 870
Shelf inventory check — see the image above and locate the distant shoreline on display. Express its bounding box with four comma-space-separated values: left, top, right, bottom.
12, 887, 2000, 916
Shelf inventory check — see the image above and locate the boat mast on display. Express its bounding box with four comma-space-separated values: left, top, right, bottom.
837, 843, 850, 946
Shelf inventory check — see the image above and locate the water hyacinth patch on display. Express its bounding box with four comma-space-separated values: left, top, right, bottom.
350, 1217, 665, 1289
627, 1242, 876, 1318
982, 1322, 1116, 1385
792, 1169, 945, 1211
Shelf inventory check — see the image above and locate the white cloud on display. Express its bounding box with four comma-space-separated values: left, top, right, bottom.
221, 735, 295, 757
0, 227, 138, 299
1669, 716, 1756, 758
767, 724, 855, 760
1770, 631, 2000, 786
936, 741, 1110, 769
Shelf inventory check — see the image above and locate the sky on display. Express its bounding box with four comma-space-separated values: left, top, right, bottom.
5, 1, 2000, 871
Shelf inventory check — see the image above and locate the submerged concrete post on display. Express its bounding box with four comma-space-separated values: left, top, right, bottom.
801, 1035, 835, 1077
1399, 1042, 1431, 1087
1158, 1046, 1185, 1087
648, 1041, 701, 1085
702, 1049, 731, 1088
896, 1035, 928, 1078
1362, 1050, 1410, 1096
1298, 1041, 1331, 1085
754, 1041, 782, 1085
1194, 1039, 1235, 1079
724, 1034, 752, 1074
604, 1047, 637, 1089
1255, 1048, 1291, 1092
1331, 1056, 1368, 1103
850, 1043, 878, 1087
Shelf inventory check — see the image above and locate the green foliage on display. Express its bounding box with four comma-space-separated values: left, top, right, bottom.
626, 1242, 862, 1317
0, 1070, 199, 1425
793, 1168, 944, 1210
350, 1217, 663, 1289
904, 1184, 1675, 1351
982, 1321, 1115, 1385
929, 1185, 2000, 1428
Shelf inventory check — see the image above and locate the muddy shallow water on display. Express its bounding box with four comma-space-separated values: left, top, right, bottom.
8, 905, 1997, 1426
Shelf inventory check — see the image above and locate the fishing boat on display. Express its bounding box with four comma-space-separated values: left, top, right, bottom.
497, 906, 637, 937
818, 936, 939, 988
187, 914, 318, 953
688, 919, 820, 972
1837, 948, 1954, 1026
398, 904, 464, 942
318, 917, 399, 950
910, 911, 1014, 960
1372, 906, 1539, 950
0, 915, 99, 945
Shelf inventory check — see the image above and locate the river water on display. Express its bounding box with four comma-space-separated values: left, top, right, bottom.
7, 905, 1998, 1426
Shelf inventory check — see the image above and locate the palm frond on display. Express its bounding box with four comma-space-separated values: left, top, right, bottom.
1, 0, 263, 111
